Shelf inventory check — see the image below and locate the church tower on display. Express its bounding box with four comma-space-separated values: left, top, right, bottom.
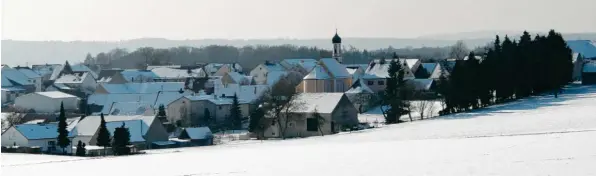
332, 30, 342, 63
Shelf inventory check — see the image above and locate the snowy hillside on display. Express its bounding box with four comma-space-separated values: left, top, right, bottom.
3, 85, 596, 176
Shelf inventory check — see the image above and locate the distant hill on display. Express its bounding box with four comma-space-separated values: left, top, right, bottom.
2, 31, 595, 66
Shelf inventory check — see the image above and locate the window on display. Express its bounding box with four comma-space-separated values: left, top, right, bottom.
306, 118, 319, 132
288, 122, 294, 127
378, 80, 385, 85
48, 141, 56, 146
367, 81, 374, 85
218, 106, 222, 110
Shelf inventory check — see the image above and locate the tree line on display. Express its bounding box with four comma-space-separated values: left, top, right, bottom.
438, 30, 573, 115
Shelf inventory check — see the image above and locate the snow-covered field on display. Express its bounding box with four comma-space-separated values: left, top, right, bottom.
3, 85, 596, 176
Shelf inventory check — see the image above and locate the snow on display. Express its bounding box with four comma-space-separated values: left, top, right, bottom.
408, 79, 434, 90
16, 68, 41, 78
583, 62, 596, 72
320, 58, 350, 78
282, 59, 318, 72
13, 124, 58, 140
291, 93, 344, 113
150, 67, 202, 79
99, 82, 184, 94
120, 69, 159, 82
70, 115, 154, 140
403, 58, 420, 70
346, 79, 373, 94
35, 91, 77, 99
345, 68, 358, 75
105, 120, 146, 143
362, 60, 391, 79
266, 71, 287, 85
421, 63, 438, 75
303, 65, 330, 80
183, 127, 212, 140
2, 66, 33, 86
54, 73, 88, 84
107, 102, 153, 115
4, 85, 596, 176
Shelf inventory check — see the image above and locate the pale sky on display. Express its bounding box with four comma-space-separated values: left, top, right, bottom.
2, 0, 595, 41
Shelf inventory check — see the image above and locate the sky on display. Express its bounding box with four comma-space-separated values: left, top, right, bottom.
2, 0, 596, 41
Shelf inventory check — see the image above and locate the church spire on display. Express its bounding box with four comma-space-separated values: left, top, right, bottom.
332, 30, 342, 63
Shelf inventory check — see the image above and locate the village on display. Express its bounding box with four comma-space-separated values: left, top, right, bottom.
2, 32, 596, 157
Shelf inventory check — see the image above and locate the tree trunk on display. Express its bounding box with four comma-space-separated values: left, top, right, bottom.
407, 106, 413, 122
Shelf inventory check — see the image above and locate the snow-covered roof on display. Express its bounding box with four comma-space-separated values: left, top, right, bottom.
14, 124, 59, 140
567, 40, 596, 59
2, 66, 33, 86
583, 62, 596, 73
263, 63, 286, 72
226, 72, 246, 84
183, 95, 213, 101
50, 64, 98, 80
99, 82, 184, 94
207, 98, 250, 105
147, 65, 181, 70
290, 93, 345, 114
105, 120, 146, 143
54, 72, 89, 84
403, 59, 420, 70
282, 59, 318, 72
150, 67, 202, 79
346, 68, 359, 75
344, 64, 368, 70
362, 60, 391, 79
70, 115, 155, 137
16, 68, 41, 79
320, 58, 350, 78
36, 91, 77, 99
89, 91, 188, 113
120, 70, 159, 82
346, 79, 374, 94
31, 64, 60, 77
1, 86, 26, 92
304, 65, 330, 80
107, 102, 154, 116
420, 63, 438, 75
183, 127, 212, 140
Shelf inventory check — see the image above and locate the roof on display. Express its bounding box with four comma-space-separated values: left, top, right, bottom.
407, 79, 434, 91
107, 102, 154, 116
304, 65, 330, 80
227, 72, 246, 84
262, 63, 286, 72
50, 64, 98, 80
120, 70, 159, 82
420, 63, 438, 75
183, 95, 213, 101
320, 58, 351, 78
403, 59, 420, 70
346, 79, 374, 94
91, 91, 187, 114
97, 69, 124, 80
362, 60, 392, 79
16, 68, 41, 79
147, 65, 181, 70
35, 91, 77, 99
346, 68, 359, 75
267, 71, 287, 85
70, 115, 155, 138
567, 40, 596, 59
344, 64, 368, 70
14, 124, 59, 140
282, 59, 318, 72
583, 62, 596, 73
2, 66, 33, 86
290, 93, 345, 114
332, 32, 342, 43
150, 67, 202, 79
99, 82, 184, 94
182, 127, 212, 140
105, 120, 146, 143
54, 72, 89, 84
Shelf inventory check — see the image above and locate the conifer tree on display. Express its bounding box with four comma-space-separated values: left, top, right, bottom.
75, 141, 86, 157
514, 31, 533, 98
57, 102, 71, 154
248, 107, 264, 135
96, 113, 111, 155
112, 122, 131, 155
383, 59, 407, 124
464, 52, 481, 109
230, 94, 243, 130
62, 61, 74, 75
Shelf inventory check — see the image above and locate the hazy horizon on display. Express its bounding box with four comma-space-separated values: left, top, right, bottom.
2, 0, 596, 41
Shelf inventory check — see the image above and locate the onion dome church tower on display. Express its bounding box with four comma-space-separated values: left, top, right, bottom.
332, 30, 342, 63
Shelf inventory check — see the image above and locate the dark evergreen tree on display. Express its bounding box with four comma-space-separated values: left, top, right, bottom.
96, 113, 111, 154
545, 30, 573, 98
248, 107, 264, 133
62, 60, 74, 76
514, 31, 533, 98
464, 52, 481, 109
112, 122, 131, 155
56, 102, 71, 154
75, 140, 86, 157
383, 59, 407, 124
479, 48, 495, 106
230, 94, 243, 130
158, 104, 166, 117
437, 61, 453, 114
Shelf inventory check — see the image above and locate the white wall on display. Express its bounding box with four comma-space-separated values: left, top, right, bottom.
250, 64, 268, 85
14, 93, 79, 113
1, 89, 7, 104
1, 127, 28, 147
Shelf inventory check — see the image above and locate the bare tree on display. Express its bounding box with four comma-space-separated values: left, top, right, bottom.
415, 100, 434, 120
449, 40, 470, 60
311, 107, 326, 136
260, 77, 302, 139
426, 100, 436, 119
2, 112, 25, 128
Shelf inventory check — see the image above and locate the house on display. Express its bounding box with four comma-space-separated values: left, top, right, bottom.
204, 63, 243, 76
49, 63, 98, 81
345, 79, 376, 113
280, 59, 318, 75
15, 67, 43, 92
1, 69, 30, 104
572, 53, 586, 81
115, 69, 159, 83
31, 64, 61, 81
582, 62, 596, 85
50, 72, 98, 94
403, 59, 422, 73
1, 123, 73, 153
178, 127, 213, 146
166, 95, 251, 126
296, 58, 352, 93
104, 102, 156, 116
221, 72, 252, 86
2, 66, 36, 93
94, 82, 185, 94
250, 62, 287, 85
416, 63, 443, 79
361, 59, 416, 92
14, 91, 79, 113
88, 91, 189, 115
264, 93, 358, 138
70, 115, 169, 149
567, 40, 596, 59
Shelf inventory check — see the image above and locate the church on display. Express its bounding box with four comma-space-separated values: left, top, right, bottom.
295, 32, 353, 93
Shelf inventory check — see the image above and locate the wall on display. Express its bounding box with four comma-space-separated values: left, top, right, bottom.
362, 78, 387, 93
264, 112, 334, 138
166, 97, 192, 125
1, 127, 28, 147
144, 118, 170, 148
249, 64, 268, 85
15, 94, 55, 112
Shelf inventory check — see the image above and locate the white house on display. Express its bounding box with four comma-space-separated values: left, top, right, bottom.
2, 66, 36, 94
50, 72, 97, 94
361, 59, 416, 92
1, 123, 73, 153
250, 62, 287, 85
14, 91, 79, 113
